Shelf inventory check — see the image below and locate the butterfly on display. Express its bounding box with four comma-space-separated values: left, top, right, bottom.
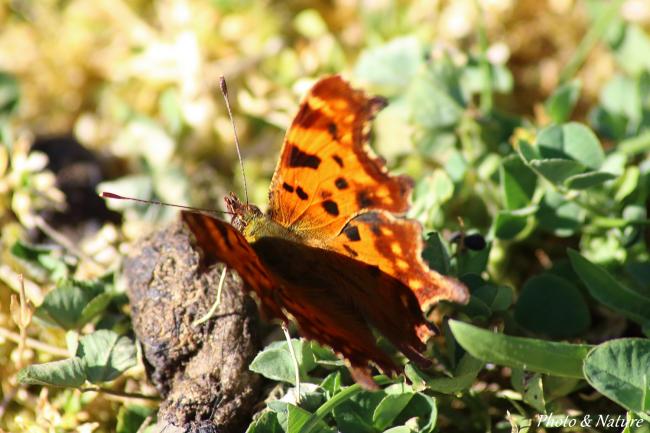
182, 75, 469, 389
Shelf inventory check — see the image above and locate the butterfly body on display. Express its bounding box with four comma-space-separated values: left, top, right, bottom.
183, 75, 469, 388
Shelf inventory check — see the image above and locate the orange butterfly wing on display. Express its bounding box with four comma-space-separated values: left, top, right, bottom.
268, 75, 413, 239
182, 76, 469, 387
183, 211, 432, 388
328, 211, 469, 311
268, 75, 468, 316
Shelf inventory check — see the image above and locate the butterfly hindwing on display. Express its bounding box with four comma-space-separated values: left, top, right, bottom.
327, 210, 469, 312
251, 236, 432, 380
268, 75, 413, 239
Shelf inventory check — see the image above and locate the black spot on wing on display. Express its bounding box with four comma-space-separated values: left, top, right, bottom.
296, 186, 309, 200
335, 177, 348, 190
343, 244, 358, 257
327, 122, 338, 140
343, 225, 361, 242
322, 200, 339, 216
357, 190, 374, 208
282, 182, 294, 193
289, 145, 321, 169
332, 155, 344, 168
210, 218, 232, 248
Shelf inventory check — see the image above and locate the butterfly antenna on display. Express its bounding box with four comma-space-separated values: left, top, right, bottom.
100, 192, 234, 216
219, 76, 249, 205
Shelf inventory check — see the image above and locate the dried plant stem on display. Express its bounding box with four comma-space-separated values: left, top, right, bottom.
32, 215, 104, 272
136, 415, 154, 433
0, 327, 69, 357
0, 276, 33, 421
282, 323, 302, 405
192, 266, 227, 327
80, 386, 159, 401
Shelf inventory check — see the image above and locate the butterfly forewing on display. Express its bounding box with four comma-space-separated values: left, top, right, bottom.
268, 76, 413, 239
181, 211, 286, 321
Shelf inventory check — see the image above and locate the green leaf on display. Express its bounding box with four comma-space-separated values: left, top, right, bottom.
615, 166, 641, 201
529, 159, 586, 185
514, 274, 591, 338
373, 392, 414, 430
460, 61, 513, 95
515, 136, 540, 162
355, 36, 424, 91
536, 123, 605, 169
116, 405, 156, 433
500, 155, 537, 209
449, 320, 592, 378
611, 24, 650, 75
310, 341, 343, 367
79, 292, 116, 327
0, 71, 20, 118
626, 261, 650, 296
474, 285, 513, 312
493, 210, 529, 240
287, 405, 321, 433
543, 375, 583, 402
395, 393, 437, 433
457, 242, 491, 275
333, 399, 378, 433
320, 372, 342, 398
564, 170, 617, 190
422, 232, 450, 275
584, 339, 650, 412
333, 391, 386, 433
568, 250, 650, 326
407, 60, 465, 132
11, 240, 71, 281
249, 339, 316, 384
17, 357, 86, 388
537, 191, 585, 237
544, 80, 581, 124
525, 374, 547, 413
77, 330, 137, 383
245, 411, 284, 433
37, 279, 108, 330
406, 354, 483, 394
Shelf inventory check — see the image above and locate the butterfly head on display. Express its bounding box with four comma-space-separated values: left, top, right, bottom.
224, 192, 262, 232
224, 192, 301, 243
